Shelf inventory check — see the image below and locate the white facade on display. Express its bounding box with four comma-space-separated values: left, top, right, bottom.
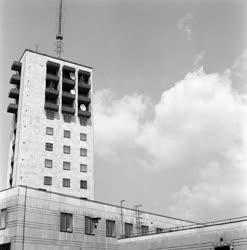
7, 50, 94, 199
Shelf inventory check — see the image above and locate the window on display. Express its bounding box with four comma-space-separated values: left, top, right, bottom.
80, 148, 87, 156
46, 111, 54, 120
106, 220, 116, 237
63, 178, 70, 187
124, 223, 133, 238
63, 145, 70, 154
156, 228, 163, 233
0, 209, 7, 229
80, 164, 87, 172
44, 176, 52, 186
141, 225, 149, 235
63, 114, 71, 123
46, 127, 53, 135
60, 212, 73, 233
80, 133, 87, 141
64, 130, 71, 138
85, 217, 94, 235
45, 143, 53, 151
80, 180, 87, 189
45, 159, 52, 168
63, 161, 70, 170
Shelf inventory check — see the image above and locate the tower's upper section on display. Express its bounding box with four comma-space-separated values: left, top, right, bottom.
7, 50, 94, 199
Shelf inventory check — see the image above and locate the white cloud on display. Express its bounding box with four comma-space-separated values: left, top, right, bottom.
193, 50, 206, 69
177, 13, 193, 41
231, 49, 247, 93
94, 89, 150, 160
94, 49, 247, 220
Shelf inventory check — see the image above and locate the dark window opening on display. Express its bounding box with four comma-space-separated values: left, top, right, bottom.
63, 161, 71, 170
63, 145, 71, 154
85, 216, 94, 235
44, 176, 52, 186
80, 180, 87, 189
64, 130, 71, 138
141, 225, 149, 235
80, 148, 87, 156
60, 212, 73, 233
45, 143, 53, 151
124, 223, 133, 238
80, 133, 87, 141
63, 178, 70, 187
106, 220, 116, 237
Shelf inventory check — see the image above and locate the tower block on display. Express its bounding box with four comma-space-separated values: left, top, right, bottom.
7, 50, 94, 199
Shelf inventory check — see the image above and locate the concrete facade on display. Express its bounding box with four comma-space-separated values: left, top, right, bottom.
7, 50, 94, 199
0, 186, 193, 250
118, 220, 247, 250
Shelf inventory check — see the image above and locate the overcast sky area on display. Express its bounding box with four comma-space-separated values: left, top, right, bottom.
0, 0, 247, 222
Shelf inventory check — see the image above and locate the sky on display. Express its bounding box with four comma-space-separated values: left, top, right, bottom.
0, 0, 247, 222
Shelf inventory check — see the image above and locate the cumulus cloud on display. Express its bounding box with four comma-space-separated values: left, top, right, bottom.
177, 13, 193, 41
94, 49, 247, 220
193, 50, 206, 70
231, 49, 247, 93
94, 89, 150, 160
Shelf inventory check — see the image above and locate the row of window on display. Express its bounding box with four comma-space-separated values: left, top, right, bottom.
46, 127, 87, 141
45, 159, 87, 172
1, 208, 163, 238
44, 177, 87, 189
45, 143, 87, 156
60, 213, 116, 237
60, 213, 155, 238
46, 111, 88, 126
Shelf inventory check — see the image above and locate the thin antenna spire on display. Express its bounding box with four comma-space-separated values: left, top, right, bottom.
56, 0, 63, 58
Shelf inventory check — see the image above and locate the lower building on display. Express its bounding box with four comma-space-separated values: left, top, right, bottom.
0, 186, 246, 250
0, 186, 193, 250
118, 219, 247, 250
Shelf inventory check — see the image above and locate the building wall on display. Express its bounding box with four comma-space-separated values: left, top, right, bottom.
118, 220, 247, 250
7, 51, 94, 199
0, 186, 191, 250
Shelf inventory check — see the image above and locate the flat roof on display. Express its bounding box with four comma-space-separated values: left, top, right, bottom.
0, 185, 198, 225
19, 49, 93, 69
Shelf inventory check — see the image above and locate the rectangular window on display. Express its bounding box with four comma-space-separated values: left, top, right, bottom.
46, 111, 54, 120
141, 225, 149, 235
80, 133, 87, 141
106, 220, 116, 237
64, 130, 71, 138
63, 161, 70, 170
80, 148, 87, 156
0, 209, 7, 229
156, 228, 163, 233
80, 164, 87, 172
46, 127, 54, 135
63, 178, 70, 187
80, 180, 87, 189
44, 176, 52, 186
45, 159, 52, 168
124, 223, 133, 238
85, 216, 94, 235
63, 145, 70, 154
60, 212, 73, 233
63, 114, 72, 123
45, 143, 53, 151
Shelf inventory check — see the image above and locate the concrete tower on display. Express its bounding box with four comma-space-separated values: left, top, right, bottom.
7, 50, 94, 199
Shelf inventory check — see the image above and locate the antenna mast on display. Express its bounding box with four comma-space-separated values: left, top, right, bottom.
56, 0, 63, 58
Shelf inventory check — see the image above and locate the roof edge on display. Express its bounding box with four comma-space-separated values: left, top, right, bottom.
19, 49, 93, 69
